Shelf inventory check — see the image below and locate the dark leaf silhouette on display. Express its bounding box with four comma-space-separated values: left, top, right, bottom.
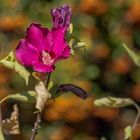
56, 84, 88, 99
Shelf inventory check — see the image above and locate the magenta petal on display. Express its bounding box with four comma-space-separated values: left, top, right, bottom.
50, 28, 68, 56
45, 31, 53, 52
60, 45, 70, 58
56, 45, 70, 61
33, 61, 55, 72
15, 39, 39, 66
26, 23, 49, 52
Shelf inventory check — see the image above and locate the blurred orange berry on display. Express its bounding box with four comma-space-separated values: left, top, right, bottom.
111, 56, 132, 74
80, 0, 108, 15
0, 15, 28, 31
93, 107, 119, 121
125, 0, 140, 23
131, 84, 140, 101
92, 44, 110, 59
43, 96, 94, 122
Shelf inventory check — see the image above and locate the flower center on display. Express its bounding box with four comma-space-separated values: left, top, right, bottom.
42, 51, 54, 66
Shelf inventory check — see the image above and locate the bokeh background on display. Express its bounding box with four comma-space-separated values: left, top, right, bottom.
0, 0, 140, 140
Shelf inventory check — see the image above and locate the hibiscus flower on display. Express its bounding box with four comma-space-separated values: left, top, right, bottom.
15, 23, 70, 73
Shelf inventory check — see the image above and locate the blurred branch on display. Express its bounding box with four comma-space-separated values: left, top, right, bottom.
30, 112, 41, 140
132, 103, 140, 130
30, 73, 51, 140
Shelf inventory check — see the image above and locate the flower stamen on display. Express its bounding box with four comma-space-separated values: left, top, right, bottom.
42, 50, 54, 66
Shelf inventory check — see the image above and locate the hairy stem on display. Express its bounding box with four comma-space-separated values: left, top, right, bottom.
30, 73, 51, 140
30, 112, 41, 140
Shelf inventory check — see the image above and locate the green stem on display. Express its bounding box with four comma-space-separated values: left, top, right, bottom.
46, 73, 51, 88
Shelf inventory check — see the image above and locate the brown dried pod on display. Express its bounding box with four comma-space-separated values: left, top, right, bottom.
1, 104, 20, 135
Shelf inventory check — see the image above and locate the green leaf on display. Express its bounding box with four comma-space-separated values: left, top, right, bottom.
94, 96, 134, 108
70, 37, 87, 49
15, 61, 30, 85
69, 23, 73, 34
75, 42, 87, 49
0, 51, 15, 69
0, 126, 5, 140
8, 91, 37, 103
124, 125, 132, 140
68, 38, 75, 55
123, 43, 140, 67
0, 51, 31, 85
68, 36, 87, 55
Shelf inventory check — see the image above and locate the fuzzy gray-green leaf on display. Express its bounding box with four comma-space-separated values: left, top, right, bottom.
0, 51, 15, 69
0, 51, 31, 85
123, 43, 140, 67
8, 91, 37, 103
94, 96, 134, 108
15, 61, 30, 85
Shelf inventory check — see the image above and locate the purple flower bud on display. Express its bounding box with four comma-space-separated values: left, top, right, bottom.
56, 84, 88, 99
51, 5, 72, 30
